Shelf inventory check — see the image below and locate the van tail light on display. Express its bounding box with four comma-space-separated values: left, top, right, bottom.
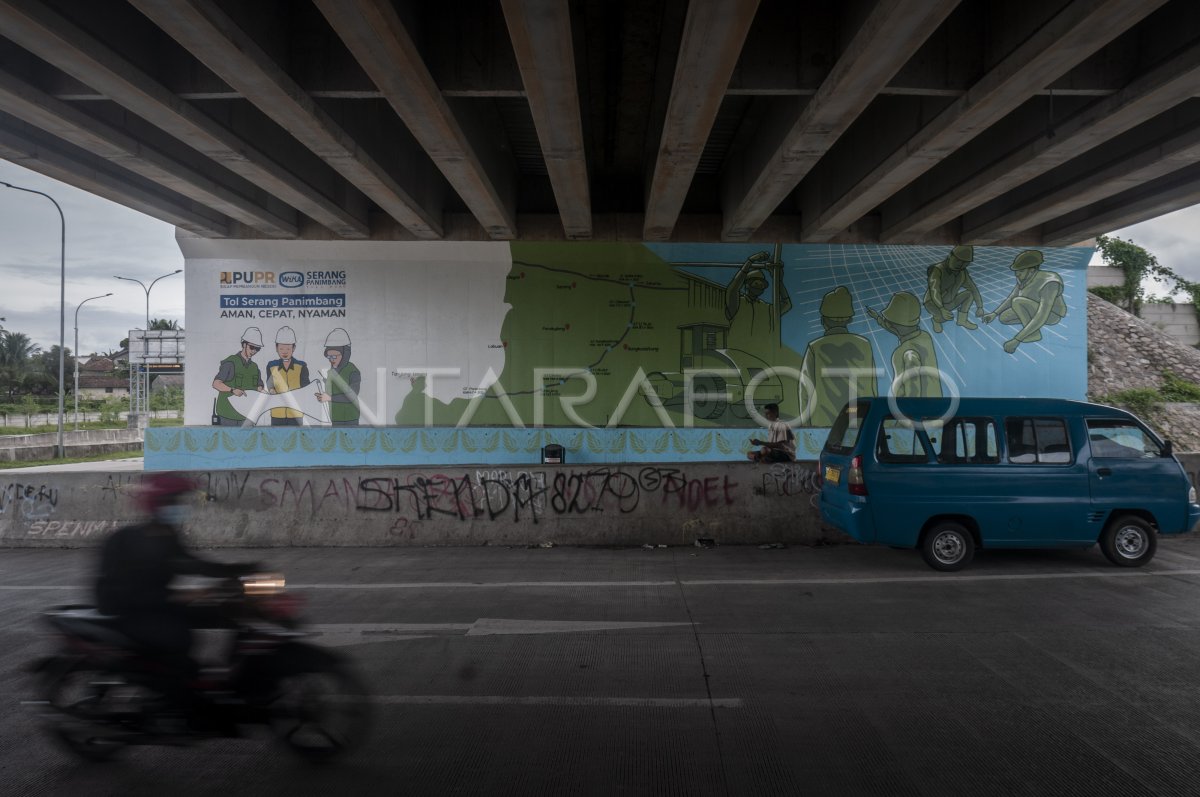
848, 455, 868, 496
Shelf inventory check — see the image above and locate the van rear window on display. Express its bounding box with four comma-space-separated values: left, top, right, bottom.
1005, 417, 1072, 464
877, 418, 929, 463
824, 400, 870, 455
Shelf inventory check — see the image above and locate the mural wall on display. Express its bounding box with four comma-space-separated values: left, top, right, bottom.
177, 238, 1091, 466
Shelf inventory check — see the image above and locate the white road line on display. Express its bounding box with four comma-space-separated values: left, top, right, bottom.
6, 568, 1200, 591
368, 695, 742, 708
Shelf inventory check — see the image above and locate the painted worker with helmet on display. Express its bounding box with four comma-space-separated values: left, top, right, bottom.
923, 244, 984, 333
982, 249, 1067, 354
265, 326, 310, 426
315, 327, 361, 426
211, 326, 265, 426
94, 473, 261, 718
797, 286, 878, 427
724, 249, 792, 344
868, 291, 943, 398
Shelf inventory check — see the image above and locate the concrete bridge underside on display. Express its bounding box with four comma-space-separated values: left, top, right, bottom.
0, 0, 1197, 246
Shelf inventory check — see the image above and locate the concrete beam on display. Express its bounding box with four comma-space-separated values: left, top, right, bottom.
502, 0, 591, 239
884, 40, 1200, 241
316, 0, 516, 240
130, 0, 444, 239
641, 0, 758, 241
801, 0, 1169, 242
721, 0, 958, 241
1043, 165, 1200, 246
965, 124, 1200, 244
0, 0, 370, 239
0, 71, 299, 238
0, 123, 230, 237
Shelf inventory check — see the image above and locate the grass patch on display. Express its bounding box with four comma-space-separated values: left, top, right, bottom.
0, 449, 142, 470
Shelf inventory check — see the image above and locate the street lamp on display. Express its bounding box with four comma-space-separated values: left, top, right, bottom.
1, 180, 65, 458
114, 269, 182, 422
73, 293, 112, 429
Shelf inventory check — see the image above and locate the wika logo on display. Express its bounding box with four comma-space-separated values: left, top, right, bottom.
220, 271, 276, 288
279, 271, 305, 288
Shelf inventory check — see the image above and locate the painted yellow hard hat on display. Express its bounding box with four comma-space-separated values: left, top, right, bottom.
820, 286, 853, 317
880, 292, 921, 326
1009, 250, 1044, 270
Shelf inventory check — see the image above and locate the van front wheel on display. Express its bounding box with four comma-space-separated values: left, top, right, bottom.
1100, 515, 1157, 567
921, 522, 975, 571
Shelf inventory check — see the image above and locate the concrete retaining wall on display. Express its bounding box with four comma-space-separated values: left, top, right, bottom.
0, 461, 832, 548
0, 429, 144, 462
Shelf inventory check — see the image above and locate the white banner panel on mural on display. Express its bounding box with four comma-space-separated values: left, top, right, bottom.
180, 237, 512, 427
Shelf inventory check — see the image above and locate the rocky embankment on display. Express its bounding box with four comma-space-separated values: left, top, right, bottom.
1087, 294, 1200, 448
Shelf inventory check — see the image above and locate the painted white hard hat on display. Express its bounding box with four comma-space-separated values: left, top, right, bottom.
241, 327, 264, 348
323, 327, 351, 348
275, 326, 297, 345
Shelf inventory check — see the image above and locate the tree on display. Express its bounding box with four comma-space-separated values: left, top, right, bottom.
149, 318, 182, 331
1094, 235, 1174, 315
0, 332, 41, 399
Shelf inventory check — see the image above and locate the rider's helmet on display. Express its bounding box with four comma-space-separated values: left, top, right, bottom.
136, 472, 197, 516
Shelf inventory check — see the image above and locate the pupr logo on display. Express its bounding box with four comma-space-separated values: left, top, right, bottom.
220, 271, 276, 288
279, 271, 305, 288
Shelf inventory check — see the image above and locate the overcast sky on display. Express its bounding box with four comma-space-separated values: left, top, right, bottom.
1, 157, 1196, 353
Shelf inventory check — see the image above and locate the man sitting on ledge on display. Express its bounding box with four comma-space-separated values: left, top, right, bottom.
748, 403, 796, 463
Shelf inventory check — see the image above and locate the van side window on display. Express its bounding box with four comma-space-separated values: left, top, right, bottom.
877, 417, 928, 463
924, 417, 999, 464
1086, 419, 1161, 458
1005, 417, 1071, 464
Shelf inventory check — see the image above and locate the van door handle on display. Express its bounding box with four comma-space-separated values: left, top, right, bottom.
1097, 467, 1112, 477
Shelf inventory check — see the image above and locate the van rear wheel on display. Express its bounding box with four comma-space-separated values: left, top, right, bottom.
921, 522, 975, 571
1100, 515, 1157, 567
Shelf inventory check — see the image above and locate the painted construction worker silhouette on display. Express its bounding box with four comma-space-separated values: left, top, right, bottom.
924, 244, 984, 333
724, 249, 792, 346
798, 286, 877, 427
982, 250, 1066, 354
868, 292, 942, 398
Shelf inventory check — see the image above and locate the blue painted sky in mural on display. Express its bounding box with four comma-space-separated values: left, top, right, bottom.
646, 242, 1094, 401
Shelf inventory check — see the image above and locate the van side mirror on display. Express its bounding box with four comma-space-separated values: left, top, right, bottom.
1163, 439, 1174, 458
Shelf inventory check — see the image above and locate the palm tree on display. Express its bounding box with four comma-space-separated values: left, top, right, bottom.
0, 332, 41, 400
149, 318, 182, 331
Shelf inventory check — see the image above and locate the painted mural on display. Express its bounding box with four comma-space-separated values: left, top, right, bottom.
182, 240, 1091, 436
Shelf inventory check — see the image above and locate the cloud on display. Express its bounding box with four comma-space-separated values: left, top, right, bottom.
1104, 205, 1200, 282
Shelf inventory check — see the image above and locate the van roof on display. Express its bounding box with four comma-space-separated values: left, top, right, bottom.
854, 397, 1134, 419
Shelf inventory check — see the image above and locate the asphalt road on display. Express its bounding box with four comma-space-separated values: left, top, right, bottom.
4, 537, 1200, 796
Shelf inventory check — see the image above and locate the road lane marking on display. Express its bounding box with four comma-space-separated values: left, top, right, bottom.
7, 568, 1200, 591
311, 619, 694, 647
368, 695, 742, 708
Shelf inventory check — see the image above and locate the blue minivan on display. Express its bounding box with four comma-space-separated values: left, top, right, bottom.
818, 397, 1200, 571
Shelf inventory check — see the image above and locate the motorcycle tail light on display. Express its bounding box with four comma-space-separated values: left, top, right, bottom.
260, 592, 304, 621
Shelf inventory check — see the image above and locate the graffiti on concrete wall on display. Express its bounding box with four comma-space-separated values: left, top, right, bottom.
0, 482, 59, 520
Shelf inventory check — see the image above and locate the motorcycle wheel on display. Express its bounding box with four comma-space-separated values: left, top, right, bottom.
268, 663, 370, 762
42, 660, 138, 762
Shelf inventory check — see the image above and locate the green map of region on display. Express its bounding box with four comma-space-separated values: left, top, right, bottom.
396, 243, 805, 427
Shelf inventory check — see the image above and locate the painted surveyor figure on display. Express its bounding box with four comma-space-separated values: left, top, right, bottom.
982, 250, 1066, 354
724, 250, 792, 345
315, 328, 361, 426
265, 326, 310, 426
923, 244, 984, 333
868, 292, 942, 398
211, 326, 265, 426
797, 286, 877, 427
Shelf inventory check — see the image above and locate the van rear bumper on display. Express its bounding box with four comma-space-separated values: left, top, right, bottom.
820, 493, 873, 542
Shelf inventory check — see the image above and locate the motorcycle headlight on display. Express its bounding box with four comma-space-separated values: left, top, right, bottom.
242, 573, 286, 596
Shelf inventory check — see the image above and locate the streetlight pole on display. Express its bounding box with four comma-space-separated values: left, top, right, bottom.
1, 180, 66, 458
115, 269, 181, 422
73, 293, 112, 429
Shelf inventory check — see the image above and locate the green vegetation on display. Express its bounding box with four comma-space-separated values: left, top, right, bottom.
0, 450, 142, 470
0, 416, 180, 435
1096, 371, 1200, 427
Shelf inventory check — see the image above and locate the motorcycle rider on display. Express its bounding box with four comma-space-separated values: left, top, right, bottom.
95, 473, 259, 722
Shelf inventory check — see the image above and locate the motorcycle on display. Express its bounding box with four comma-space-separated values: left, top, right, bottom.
25, 572, 370, 762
